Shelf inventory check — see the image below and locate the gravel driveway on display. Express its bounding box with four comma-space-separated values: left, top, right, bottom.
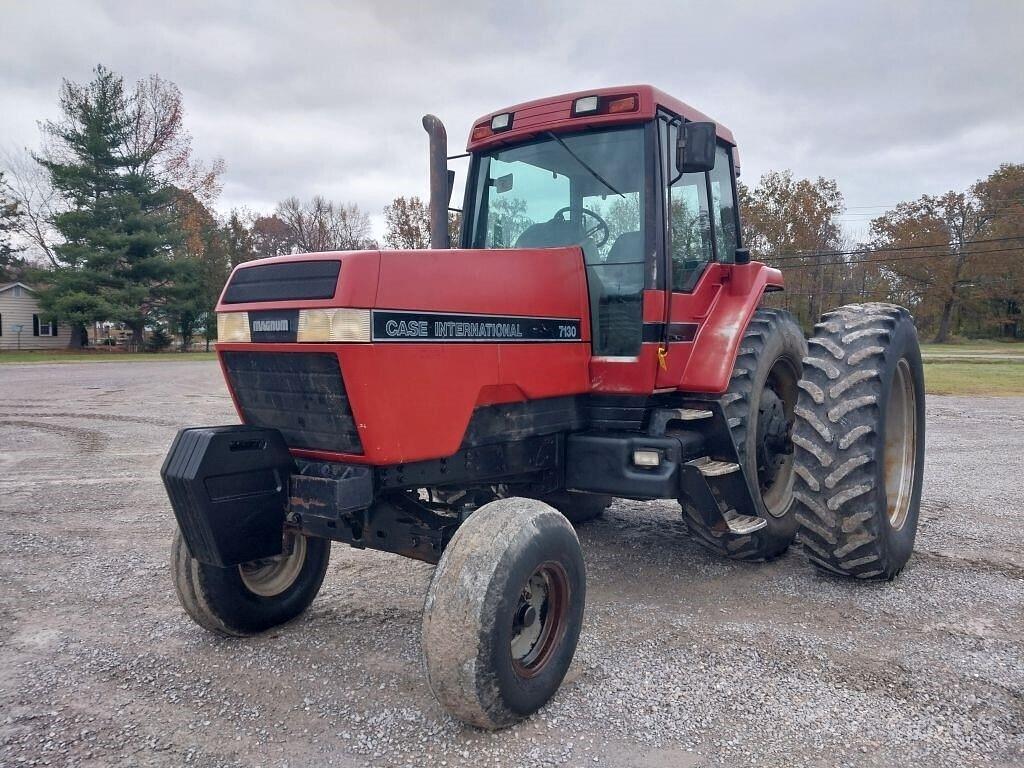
1, 360, 1021, 767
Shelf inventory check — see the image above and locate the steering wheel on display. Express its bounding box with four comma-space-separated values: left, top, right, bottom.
551, 206, 610, 249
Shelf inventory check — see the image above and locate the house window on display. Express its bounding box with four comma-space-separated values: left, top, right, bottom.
33, 314, 56, 337
12, 285, 23, 297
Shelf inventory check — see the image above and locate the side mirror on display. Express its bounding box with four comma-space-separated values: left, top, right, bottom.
676, 122, 716, 174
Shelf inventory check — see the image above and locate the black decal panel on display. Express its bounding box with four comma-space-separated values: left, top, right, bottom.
372, 310, 582, 343
249, 310, 298, 343
223, 260, 341, 304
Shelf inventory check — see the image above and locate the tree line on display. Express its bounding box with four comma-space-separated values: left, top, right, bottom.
1, 65, 1021, 347
742, 167, 1024, 341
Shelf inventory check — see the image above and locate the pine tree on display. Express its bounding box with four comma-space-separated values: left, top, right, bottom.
35, 65, 184, 348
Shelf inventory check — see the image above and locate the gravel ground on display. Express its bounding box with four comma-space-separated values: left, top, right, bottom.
1, 360, 1021, 768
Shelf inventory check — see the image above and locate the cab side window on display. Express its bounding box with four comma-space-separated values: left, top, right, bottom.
660, 119, 713, 292
709, 144, 738, 263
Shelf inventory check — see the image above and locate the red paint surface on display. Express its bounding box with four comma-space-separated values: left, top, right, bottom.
214, 249, 779, 463
217, 248, 594, 465
661, 261, 784, 393
467, 84, 736, 153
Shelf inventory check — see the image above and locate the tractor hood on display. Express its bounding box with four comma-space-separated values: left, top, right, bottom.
214, 248, 594, 465
216, 248, 591, 330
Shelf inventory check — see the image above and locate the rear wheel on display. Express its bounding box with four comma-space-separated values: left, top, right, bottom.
422, 498, 585, 729
172, 529, 330, 636
681, 308, 807, 561
793, 303, 925, 580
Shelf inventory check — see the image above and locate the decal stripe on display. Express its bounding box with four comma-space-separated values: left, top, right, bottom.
372, 310, 582, 343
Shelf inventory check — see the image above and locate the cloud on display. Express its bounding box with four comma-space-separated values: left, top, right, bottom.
2, 0, 1021, 240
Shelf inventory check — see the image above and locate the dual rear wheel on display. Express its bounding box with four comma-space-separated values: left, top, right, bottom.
682, 304, 925, 581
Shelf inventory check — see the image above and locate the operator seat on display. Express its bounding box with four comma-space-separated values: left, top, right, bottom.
605, 230, 643, 265
515, 219, 596, 261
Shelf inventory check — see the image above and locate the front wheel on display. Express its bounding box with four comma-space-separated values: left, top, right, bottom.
172, 529, 331, 636
422, 498, 586, 729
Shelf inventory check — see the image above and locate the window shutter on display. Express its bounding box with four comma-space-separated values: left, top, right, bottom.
33, 314, 40, 336
52, 320, 58, 335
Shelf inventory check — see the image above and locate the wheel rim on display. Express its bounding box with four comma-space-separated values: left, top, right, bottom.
884, 358, 918, 530
757, 357, 800, 517
238, 534, 306, 597
510, 562, 569, 678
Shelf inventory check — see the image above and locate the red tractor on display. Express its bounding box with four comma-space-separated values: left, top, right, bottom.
163, 85, 925, 729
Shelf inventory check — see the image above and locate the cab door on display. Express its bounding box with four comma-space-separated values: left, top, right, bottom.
653, 114, 741, 390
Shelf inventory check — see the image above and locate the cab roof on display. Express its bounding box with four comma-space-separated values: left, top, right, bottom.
466, 84, 736, 153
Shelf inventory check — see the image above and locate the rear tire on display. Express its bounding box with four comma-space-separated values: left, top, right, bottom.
172, 529, 330, 636
682, 308, 807, 561
422, 498, 585, 729
793, 303, 925, 580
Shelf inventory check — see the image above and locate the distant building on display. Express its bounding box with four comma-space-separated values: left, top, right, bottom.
0, 282, 72, 351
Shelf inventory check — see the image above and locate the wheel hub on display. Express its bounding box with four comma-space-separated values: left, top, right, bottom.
510, 563, 569, 677
884, 358, 918, 530
756, 386, 792, 491
238, 534, 306, 597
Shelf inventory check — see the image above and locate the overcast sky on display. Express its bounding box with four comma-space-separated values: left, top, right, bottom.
2, 1, 1022, 241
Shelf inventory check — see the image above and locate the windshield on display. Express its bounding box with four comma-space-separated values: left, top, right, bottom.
466, 125, 648, 357
467, 126, 645, 265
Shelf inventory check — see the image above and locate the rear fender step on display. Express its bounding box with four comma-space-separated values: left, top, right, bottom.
673, 401, 763, 536
687, 456, 741, 477
648, 407, 713, 436
723, 511, 768, 534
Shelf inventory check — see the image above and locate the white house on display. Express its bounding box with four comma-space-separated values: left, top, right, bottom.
0, 282, 72, 351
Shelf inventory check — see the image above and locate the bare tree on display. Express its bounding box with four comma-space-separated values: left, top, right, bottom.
122, 74, 225, 204
277, 196, 375, 252
0, 146, 64, 266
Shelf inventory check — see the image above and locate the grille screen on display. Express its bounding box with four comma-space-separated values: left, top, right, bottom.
222, 260, 340, 304
221, 351, 362, 454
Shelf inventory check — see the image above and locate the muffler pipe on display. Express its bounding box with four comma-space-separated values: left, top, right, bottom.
422, 114, 452, 249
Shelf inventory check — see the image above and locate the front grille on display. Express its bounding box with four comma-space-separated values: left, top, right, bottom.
222, 260, 341, 304
221, 351, 362, 454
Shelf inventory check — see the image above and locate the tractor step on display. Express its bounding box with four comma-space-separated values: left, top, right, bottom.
723, 511, 768, 535
671, 408, 713, 421
687, 457, 741, 477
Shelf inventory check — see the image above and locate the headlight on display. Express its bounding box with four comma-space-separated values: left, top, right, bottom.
297, 308, 371, 342
217, 312, 250, 343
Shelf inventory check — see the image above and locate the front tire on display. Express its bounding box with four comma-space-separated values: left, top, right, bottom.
172, 529, 331, 636
793, 303, 925, 580
422, 498, 586, 729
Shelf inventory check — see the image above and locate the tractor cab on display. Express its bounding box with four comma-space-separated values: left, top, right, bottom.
450, 86, 748, 361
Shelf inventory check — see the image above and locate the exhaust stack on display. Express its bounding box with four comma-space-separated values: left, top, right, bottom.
422, 114, 453, 249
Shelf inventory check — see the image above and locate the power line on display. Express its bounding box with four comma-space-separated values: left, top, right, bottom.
772, 245, 1024, 271
840, 195, 1024, 210
764, 235, 1024, 262
835, 202, 1024, 219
